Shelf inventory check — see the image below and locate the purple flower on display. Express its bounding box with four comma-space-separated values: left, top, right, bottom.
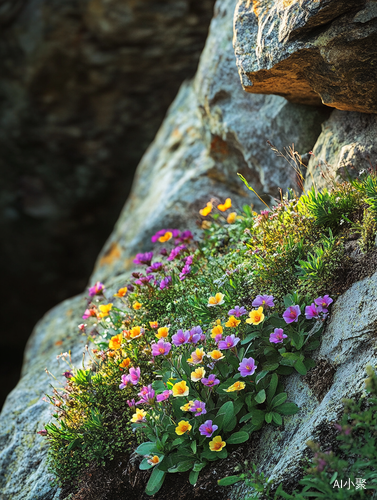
218, 334, 240, 350
127, 399, 136, 409
305, 303, 322, 320
179, 264, 191, 281
159, 276, 172, 290
252, 295, 275, 308
167, 244, 187, 261
156, 390, 172, 402
160, 248, 168, 256
238, 357, 257, 377
172, 329, 190, 346
133, 252, 153, 266
269, 328, 288, 344
129, 367, 141, 385
63, 371, 73, 379
146, 262, 163, 274
134, 275, 153, 286
126, 283, 134, 292
119, 374, 131, 389
185, 255, 194, 265
88, 281, 105, 297
188, 326, 202, 343
190, 400, 207, 417
175, 230, 194, 244
151, 339, 172, 356
136, 385, 155, 405
283, 305, 301, 324
314, 295, 333, 311
199, 420, 218, 437
228, 306, 248, 317
201, 374, 220, 387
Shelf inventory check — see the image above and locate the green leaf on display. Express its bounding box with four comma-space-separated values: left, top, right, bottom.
271, 412, 282, 426
139, 458, 154, 470
267, 373, 278, 405
294, 359, 307, 375
270, 392, 288, 409
190, 441, 197, 454
168, 460, 195, 473
274, 402, 300, 415
255, 389, 266, 404
193, 461, 207, 472
135, 442, 158, 456
145, 467, 166, 496
217, 475, 242, 486
215, 401, 235, 432
262, 363, 279, 372
241, 332, 260, 345
239, 412, 252, 424
189, 470, 200, 486
276, 365, 294, 375
226, 431, 249, 445
255, 370, 269, 384
249, 409, 265, 426
265, 412, 273, 424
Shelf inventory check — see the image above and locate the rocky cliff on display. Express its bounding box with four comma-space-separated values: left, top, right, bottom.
1, 0, 377, 499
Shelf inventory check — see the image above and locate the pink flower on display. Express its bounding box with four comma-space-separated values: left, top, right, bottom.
156, 390, 172, 402
129, 367, 141, 385
133, 252, 153, 266
167, 245, 187, 261
269, 328, 287, 344
179, 264, 191, 281
88, 281, 105, 297
151, 339, 172, 356
283, 305, 301, 324
314, 295, 333, 311
305, 303, 322, 320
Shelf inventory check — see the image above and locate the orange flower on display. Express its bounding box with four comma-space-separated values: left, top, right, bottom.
109, 333, 123, 350
208, 293, 225, 307
159, 231, 173, 243
175, 420, 192, 435
246, 307, 265, 325
130, 326, 144, 339
172, 380, 189, 397
208, 350, 224, 361
97, 303, 113, 318
209, 435, 226, 452
224, 381, 245, 392
123, 329, 132, 340
114, 287, 128, 298
119, 357, 130, 368
225, 315, 241, 328
149, 321, 159, 329
199, 202, 213, 216
217, 198, 232, 212
133, 301, 142, 310
211, 325, 223, 338
227, 212, 237, 224
155, 327, 169, 339
147, 455, 161, 466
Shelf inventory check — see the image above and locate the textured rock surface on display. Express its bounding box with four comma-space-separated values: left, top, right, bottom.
231, 270, 377, 498
0, 0, 216, 408
304, 110, 377, 191
234, 0, 377, 113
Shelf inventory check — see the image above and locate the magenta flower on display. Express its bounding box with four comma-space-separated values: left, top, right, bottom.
160, 248, 168, 256
283, 305, 301, 324
179, 264, 191, 281
172, 329, 190, 346
260, 210, 269, 217
314, 295, 333, 311
238, 357, 257, 377
151, 229, 180, 243
189, 400, 207, 417
119, 374, 131, 389
63, 371, 73, 379
228, 305, 248, 317
82, 308, 96, 319
188, 326, 202, 343
146, 262, 163, 274
214, 334, 222, 342
201, 374, 220, 387
88, 281, 105, 297
136, 385, 155, 405
167, 244, 187, 261
218, 334, 240, 350
185, 255, 194, 265
175, 230, 194, 244
156, 390, 172, 402
199, 420, 218, 437
252, 295, 275, 308
126, 283, 134, 292
160, 276, 172, 290
133, 252, 153, 266
129, 367, 141, 385
127, 399, 136, 409
305, 303, 322, 320
152, 339, 172, 357
269, 328, 288, 344
134, 275, 153, 286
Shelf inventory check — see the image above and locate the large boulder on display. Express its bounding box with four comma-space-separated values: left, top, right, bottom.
234, 0, 377, 113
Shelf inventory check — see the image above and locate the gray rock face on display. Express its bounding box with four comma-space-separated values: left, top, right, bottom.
234, 0, 377, 113
231, 271, 377, 498
304, 110, 377, 191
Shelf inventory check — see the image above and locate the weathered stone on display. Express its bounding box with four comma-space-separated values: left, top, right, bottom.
304, 110, 377, 191
234, 0, 377, 113
231, 271, 377, 498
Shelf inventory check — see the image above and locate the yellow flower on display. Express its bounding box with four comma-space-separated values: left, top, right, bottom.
187, 348, 205, 365
208, 350, 225, 361
119, 357, 130, 368
131, 408, 147, 423
211, 325, 223, 338
246, 307, 265, 325
225, 315, 241, 328
224, 381, 246, 392
133, 301, 142, 310
98, 303, 113, 318
209, 435, 226, 452
172, 380, 189, 397
149, 321, 159, 329
129, 326, 144, 339
217, 198, 232, 212
108, 333, 123, 350
199, 201, 213, 216
180, 400, 194, 411
155, 327, 169, 339
191, 367, 206, 382
227, 212, 237, 224
208, 293, 225, 307
159, 231, 173, 243
175, 420, 192, 435
147, 455, 161, 466
114, 287, 127, 297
